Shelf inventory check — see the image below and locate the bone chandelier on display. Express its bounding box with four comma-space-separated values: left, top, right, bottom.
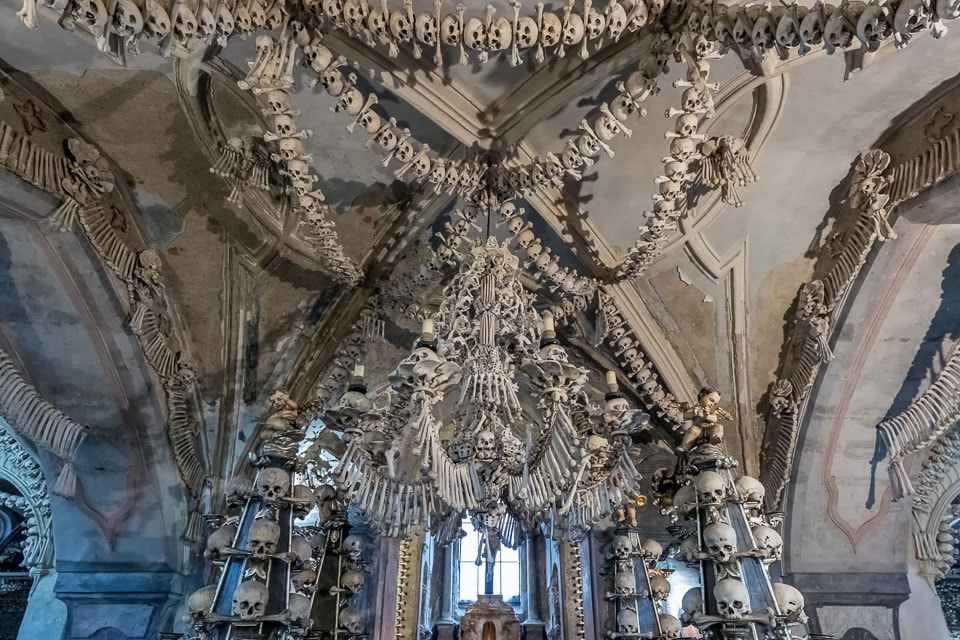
325, 234, 650, 546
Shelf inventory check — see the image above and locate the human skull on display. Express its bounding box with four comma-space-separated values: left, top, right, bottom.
639, 538, 662, 562
678, 535, 700, 563
464, 16, 486, 51
561, 144, 585, 170
413, 154, 432, 178
675, 113, 699, 137
322, 69, 346, 96
562, 12, 585, 44
344, 533, 365, 560
659, 613, 682, 638
416, 12, 437, 45
585, 8, 606, 40
287, 592, 312, 628
858, 4, 891, 48
695, 471, 726, 504
609, 94, 638, 121
541, 10, 562, 46
800, 5, 825, 46
772, 582, 805, 619
475, 430, 496, 461
278, 138, 305, 162
440, 13, 462, 44
606, 1, 626, 40
752, 14, 776, 50
234, 4, 251, 32
338, 87, 364, 115
273, 114, 297, 138
255, 467, 291, 502
247, 520, 281, 559
205, 522, 237, 560
339, 607, 363, 633
74, 0, 107, 27
681, 88, 703, 113
516, 15, 538, 48
664, 160, 689, 183
703, 522, 738, 562
172, 5, 197, 44
366, 8, 387, 38
752, 525, 783, 560
112, 0, 143, 37
375, 126, 398, 151
659, 180, 682, 202
321, 0, 343, 23
341, 570, 365, 594
735, 475, 765, 503
649, 574, 671, 601
358, 109, 381, 134
617, 608, 639, 634
670, 137, 698, 162
292, 569, 317, 593
681, 587, 702, 620
895, 0, 929, 35
614, 567, 636, 595
714, 578, 750, 620
578, 132, 601, 157
776, 10, 801, 47
264, 90, 290, 116
487, 16, 513, 50
224, 474, 252, 506
196, 6, 216, 41
625, 0, 648, 30
142, 0, 169, 39
343, 0, 368, 31
187, 584, 217, 619
824, 4, 854, 50
289, 535, 314, 566
612, 534, 633, 559
389, 9, 413, 41
232, 580, 269, 620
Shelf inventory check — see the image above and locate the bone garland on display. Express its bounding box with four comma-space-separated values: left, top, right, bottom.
759, 149, 897, 510
0, 348, 88, 498
308, 0, 664, 65
524, 59, 656, 191
231, 32, 363, 285
691, 0, 953, 60
598, 289, 685, 427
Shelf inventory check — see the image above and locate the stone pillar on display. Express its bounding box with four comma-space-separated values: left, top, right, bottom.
786, 572, 911, 639
17, 570, 67, 640
521, 534, 546, 640
435, 542, 459, 640
54, 571, 183, 640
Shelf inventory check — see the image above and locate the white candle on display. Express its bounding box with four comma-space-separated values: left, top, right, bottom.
353, 364, 365, 378
421, 318, 434, 335
543, 315, 555, 332
606, 370, 617, 386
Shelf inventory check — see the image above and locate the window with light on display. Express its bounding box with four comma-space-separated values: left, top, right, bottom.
457, 517, 522, 607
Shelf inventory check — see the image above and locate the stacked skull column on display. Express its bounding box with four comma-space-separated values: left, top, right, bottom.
653, 388, 808, 640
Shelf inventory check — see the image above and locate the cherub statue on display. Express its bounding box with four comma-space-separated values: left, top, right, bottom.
677, 387, 732, 452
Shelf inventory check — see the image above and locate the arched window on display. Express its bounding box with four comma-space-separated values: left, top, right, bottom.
457, 517, 522, 608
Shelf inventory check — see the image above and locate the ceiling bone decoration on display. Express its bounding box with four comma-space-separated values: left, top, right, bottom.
13, 0, 960, 510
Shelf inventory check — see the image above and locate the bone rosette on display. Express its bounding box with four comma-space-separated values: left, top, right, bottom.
330, 238, 649, 544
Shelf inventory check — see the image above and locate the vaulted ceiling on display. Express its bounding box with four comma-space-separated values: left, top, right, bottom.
2, 0, 960, 558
